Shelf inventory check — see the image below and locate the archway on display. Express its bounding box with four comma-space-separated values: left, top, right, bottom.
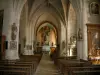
36, 22, 57, 55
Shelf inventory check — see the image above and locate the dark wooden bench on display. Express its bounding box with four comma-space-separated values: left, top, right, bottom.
0, 65, 31, 74
66, 66, 100, 75
72, 70, 100, 75
20, 54, 42, 62
56, 59, 92, 75
0, 62, 34, 75
57, 59, 84, 74
16, 61, 37, 72
0, 69, 29, 75
0, 64, 32, 75
0, 54, 42, 75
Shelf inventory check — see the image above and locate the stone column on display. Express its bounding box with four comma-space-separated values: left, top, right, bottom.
23, 25, 33, 55
5, 22, 19, 60
77, 12, 83, 60
4, 1, 19, 60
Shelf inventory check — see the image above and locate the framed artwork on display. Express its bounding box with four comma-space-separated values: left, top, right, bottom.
10, 41, 17, 50
90, 2, 99, 15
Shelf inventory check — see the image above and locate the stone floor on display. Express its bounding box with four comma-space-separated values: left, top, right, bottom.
34, 53, 60, 75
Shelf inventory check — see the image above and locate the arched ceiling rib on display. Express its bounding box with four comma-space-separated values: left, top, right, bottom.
28, 0, 65, 23
28, 0, 35, 13
61, 0, 70, 22
33, 12, 60, 36
69, 0, 83, 14
33, 12, 60, 28
30, 4, 64, 24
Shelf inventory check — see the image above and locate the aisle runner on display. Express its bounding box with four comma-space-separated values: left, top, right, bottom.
35, 53, 60, 75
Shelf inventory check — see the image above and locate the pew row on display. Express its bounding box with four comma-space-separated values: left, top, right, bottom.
0, 54, 42, 75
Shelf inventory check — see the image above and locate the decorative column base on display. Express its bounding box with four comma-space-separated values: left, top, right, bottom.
23, 50, 34, 55
5, 50, 19, 60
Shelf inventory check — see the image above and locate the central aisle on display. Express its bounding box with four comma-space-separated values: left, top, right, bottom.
35, 53, 60, 75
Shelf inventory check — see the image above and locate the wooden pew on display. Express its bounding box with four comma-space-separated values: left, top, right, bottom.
0, 54, 42, 75
16, 61, 37, 72
20, 54, 42, 62
0, 65, 31, 74
66, 66, 100, 75
18, 57, 40, 71
0, 69, 29, 75
57, 59, 83, 73
0, 64, 32, 75
72, 70, 100, 75
0, 62, 33, 75
56, 59, 92, 75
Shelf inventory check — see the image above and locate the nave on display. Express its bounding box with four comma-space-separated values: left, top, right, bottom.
35, 53, 60, 75
1, 0, 100, 75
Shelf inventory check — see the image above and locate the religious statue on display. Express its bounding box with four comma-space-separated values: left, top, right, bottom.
68, 35, 77, 56
11, 23, 17, 40
90, 2, 99, 14
78, 28, 83, 40
92, 32, 100, 50
42, 26, 50, 45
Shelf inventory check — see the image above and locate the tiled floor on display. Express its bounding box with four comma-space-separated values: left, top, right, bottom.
35, 53, 60, 75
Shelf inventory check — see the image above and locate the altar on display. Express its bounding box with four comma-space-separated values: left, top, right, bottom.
89, 56, 100, 65
42, 45, 50, 52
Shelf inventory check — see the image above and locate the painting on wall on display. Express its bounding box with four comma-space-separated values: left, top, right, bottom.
37, 24, 56, 46
40, 26, 50, 45
90, 2, 99, 15
91, 32, 100, 50
10, 41, 17, 50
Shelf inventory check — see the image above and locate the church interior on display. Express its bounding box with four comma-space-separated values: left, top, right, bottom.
0, 0, 100, 75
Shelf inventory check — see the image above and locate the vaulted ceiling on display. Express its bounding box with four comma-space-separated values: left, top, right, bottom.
27, 0, 69, 25
19, 0, 76, 39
